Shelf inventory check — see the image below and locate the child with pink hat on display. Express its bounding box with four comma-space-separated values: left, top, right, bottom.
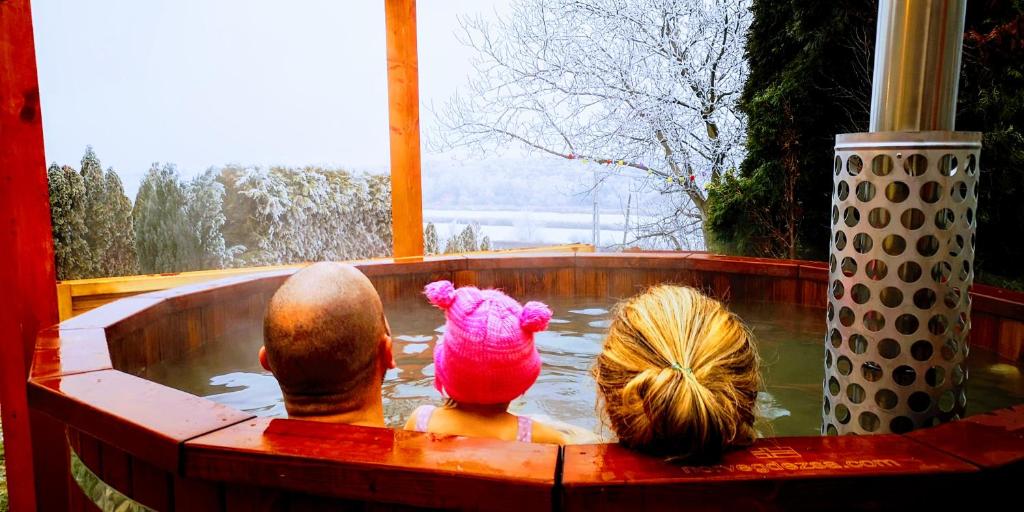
402, 280, 566, 444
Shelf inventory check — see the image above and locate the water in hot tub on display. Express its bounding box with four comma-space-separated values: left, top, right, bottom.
141, 296, 1024, 441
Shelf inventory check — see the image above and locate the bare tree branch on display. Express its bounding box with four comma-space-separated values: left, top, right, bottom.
433, 0, 752, 249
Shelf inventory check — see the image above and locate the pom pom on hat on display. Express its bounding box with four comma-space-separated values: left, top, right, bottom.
424, 280, 457, 309
519, 301, 552, 332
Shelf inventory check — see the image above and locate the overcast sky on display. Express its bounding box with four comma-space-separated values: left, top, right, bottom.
32, 0, 510, 197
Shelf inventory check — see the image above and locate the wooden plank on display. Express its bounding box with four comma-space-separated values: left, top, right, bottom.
561, 435, 978, 511
550, 267, 576, 297
99, 443, 133, 498
385, 0, 425, 258
185, 417, 557, 511
65, 264, 306, 297
730, 275, 800, 304
174, 475, 223, 512
997, 319, 1024, 361
704, 272, 734, 302
971, 292, 1024, 321
224, 485, 288, 512
30, 327, 112, 381
58, 283, 75, 321
355, 256, 467, 277
907, 404, 1024, 470
479, 267, 574, 298
67, 472, 100, 512
60, 247, 578, 298
799, 280, 828, 309
29, 369, 254, 472
73, 431, 105, 512
574, 252, 696, 270
372, 272, 460, 305
462, 253, 575, 270
67, 429, 98, 512
607, 268, 646, 299
77, 431, 103, 478
972, 283, 1024, 319
185, 305, 208, 354
686, 252, 800, 277
454, 269, 493, 289
131, 457, 173, 511
144, 271, 292, 308
153, 313, 185, 366
223, 486, 421, 512
574, 268, 608, 298
72, 292, 142, 312
59, 248, 584, 318
969, 311, 999, 353
0, 1, 67, 509
448, 267, 576, 297
798, 262, 829, 282
59, 296, 166, 333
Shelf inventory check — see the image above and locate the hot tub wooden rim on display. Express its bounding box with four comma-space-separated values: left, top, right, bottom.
27, 252, 1024, 510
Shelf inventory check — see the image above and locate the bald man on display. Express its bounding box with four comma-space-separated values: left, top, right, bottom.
259, 262, 396, 426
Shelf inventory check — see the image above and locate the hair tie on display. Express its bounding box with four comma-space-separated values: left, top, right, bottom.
671, 362, 696, 379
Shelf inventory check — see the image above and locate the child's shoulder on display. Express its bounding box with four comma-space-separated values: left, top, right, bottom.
403, 404, 435, 431
530, 419, 567, 445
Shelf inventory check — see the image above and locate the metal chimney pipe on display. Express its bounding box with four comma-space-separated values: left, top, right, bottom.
869, 0, 967, 132
825, 0, 981, 436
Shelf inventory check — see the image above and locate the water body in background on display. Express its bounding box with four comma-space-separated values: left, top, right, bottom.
419, 157, 704, 250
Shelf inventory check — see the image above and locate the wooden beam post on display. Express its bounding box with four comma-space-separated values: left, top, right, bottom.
0, 1, 68, 510
384, 0, 425, 258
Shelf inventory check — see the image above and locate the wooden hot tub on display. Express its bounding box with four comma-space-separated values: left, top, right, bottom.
27, 252, 1024, 511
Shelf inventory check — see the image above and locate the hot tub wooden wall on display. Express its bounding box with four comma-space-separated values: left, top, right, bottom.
27, 252, 1024, 511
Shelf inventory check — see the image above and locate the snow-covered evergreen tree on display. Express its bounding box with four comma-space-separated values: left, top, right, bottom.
102, 169, 139, 276
424, 222, 440, 255
52, 155, 394, 274
458, 224, 479, 253
61, 147, 140, 277
234, 165, 301, 264
47, 163, 91, 280
230, 166, 392, 265
80, 146, 112, 275
133, 163, 192, 273
443, 222, 486, 254
186, 169, 238, 269
362, 173, 393, 257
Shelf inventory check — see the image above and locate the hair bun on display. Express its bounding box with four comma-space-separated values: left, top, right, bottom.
519, 301, 552, 332
424, 280, 457, 309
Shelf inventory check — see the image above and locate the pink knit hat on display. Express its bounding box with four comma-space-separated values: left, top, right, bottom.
424, 280, 552, 404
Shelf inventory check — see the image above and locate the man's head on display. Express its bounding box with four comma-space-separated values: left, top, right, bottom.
260, 262, 394, 420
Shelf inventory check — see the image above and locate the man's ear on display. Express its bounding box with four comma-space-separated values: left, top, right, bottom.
382, 317, 396, 370
259, 346, 272, 372
382, 332, 397, 370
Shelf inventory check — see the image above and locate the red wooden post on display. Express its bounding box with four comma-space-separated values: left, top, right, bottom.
0, 0, 68, 509
385, 0, 425, 258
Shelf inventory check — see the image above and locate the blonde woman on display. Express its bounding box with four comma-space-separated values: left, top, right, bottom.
593, 285, 761, 460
